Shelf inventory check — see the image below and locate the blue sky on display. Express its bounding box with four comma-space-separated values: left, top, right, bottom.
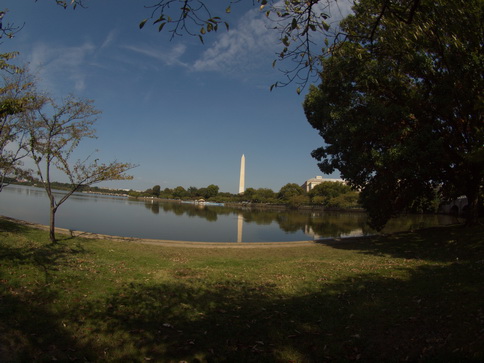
2, 0, 348, 194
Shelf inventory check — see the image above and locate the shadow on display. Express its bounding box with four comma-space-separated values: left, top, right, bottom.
0, 219, 87, 283
316, 225, 484, 263
73, 261, 484, 362
1, 218, 482, 361
0, 284, 99, 362
0, 224, 95, 361
0, 218, 30, 234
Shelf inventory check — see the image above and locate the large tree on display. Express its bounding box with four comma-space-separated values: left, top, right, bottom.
304, 0, 483, 229
22, 95, 135, 242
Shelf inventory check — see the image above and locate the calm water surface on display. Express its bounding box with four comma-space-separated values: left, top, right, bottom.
0, 185, 456, 242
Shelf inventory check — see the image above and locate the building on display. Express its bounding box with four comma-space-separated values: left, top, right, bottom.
301, 176, 344, 192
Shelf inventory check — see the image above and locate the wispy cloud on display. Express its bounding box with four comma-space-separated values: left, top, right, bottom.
191, 0, 353, 79
192, 8, 277, 75
29, 41, 96, 93
101, 29, 118, 49
123, 43, 188, 67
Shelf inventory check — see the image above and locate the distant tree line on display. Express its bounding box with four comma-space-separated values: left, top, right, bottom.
11, 176, 447, 213
130, 181, 363, 210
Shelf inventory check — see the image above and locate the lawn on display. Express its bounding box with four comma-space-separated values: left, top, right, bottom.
0, 217, 483, 362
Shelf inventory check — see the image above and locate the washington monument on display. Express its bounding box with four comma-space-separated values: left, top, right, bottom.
239, 154, 245, 194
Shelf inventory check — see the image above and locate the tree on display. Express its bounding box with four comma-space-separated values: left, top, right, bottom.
304, 0, 483, 229
22, 95, 135, 242
254, 188, 277, 203
187, 186, 198, 198
278, 183, 306, 201
204, 184, 219, 199
152, 184, 161, 197
0, 60, 39, 191
309, 181, 353, 207
242, 187, 256, 201
172, 185, 187, 199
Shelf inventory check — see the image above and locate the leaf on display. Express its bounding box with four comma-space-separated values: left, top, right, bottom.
158, 23, 166, 32
226, 6, 231, 13
139, 19, 148, 29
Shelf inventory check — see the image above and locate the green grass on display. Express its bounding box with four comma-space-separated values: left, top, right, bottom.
1, 217, 483, 362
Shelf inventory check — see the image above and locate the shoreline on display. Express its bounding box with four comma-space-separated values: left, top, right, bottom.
0, 215, 321, 248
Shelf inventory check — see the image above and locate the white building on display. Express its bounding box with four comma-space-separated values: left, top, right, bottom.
301, 176, 345, 192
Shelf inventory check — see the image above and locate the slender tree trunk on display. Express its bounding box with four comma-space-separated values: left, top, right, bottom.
465, 191, 480, 226
49, 195, 57, 243
465, 172, 482, 226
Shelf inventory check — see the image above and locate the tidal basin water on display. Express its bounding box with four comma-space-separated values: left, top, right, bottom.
0, 185, 456, 243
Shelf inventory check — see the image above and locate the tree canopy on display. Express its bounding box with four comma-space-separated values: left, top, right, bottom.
304, 0, 483, 229
0, 61, 39, 191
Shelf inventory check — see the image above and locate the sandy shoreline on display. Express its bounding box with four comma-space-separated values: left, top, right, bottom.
1, 215, 319, 248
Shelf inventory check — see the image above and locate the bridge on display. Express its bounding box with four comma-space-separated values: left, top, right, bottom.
440, 196, 469, 216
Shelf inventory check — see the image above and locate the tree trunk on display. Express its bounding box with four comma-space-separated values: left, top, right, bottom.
465, 173, 482, 226
465, 191, 480, 226
49, 196, 57, 243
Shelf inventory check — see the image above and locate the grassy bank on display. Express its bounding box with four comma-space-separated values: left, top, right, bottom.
0, 217, 483, 362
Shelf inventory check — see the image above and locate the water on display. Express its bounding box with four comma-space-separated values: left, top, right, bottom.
0, 185, 456, 243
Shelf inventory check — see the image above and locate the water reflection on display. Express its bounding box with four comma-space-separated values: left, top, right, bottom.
0, 185, 458, 242
237, 214, 243, 243
140, 199, 455, 240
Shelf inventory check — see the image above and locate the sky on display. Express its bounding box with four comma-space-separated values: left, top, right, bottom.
2, 0, 350, 194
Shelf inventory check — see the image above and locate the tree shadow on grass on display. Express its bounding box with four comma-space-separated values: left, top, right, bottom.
0, 220, 94, 361
1, 221, 482, 361
0, 220, 86, 283
0, 285, 98, 362
1, 262, 482, 362
77, 261, 484, 362
0, 217, 31, 234
317, 225, 484, 263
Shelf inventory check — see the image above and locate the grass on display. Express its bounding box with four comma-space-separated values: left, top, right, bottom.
0, 217, 483, 362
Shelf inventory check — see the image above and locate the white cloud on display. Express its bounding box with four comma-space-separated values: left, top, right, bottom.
191, 0, 354, 78
192, 8, 277, 75
123, 43, 188, 67
29, 41, 96, 93
101, 29, 118, 49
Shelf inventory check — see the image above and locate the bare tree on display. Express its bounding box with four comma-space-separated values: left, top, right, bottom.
22, 95, 136, 242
